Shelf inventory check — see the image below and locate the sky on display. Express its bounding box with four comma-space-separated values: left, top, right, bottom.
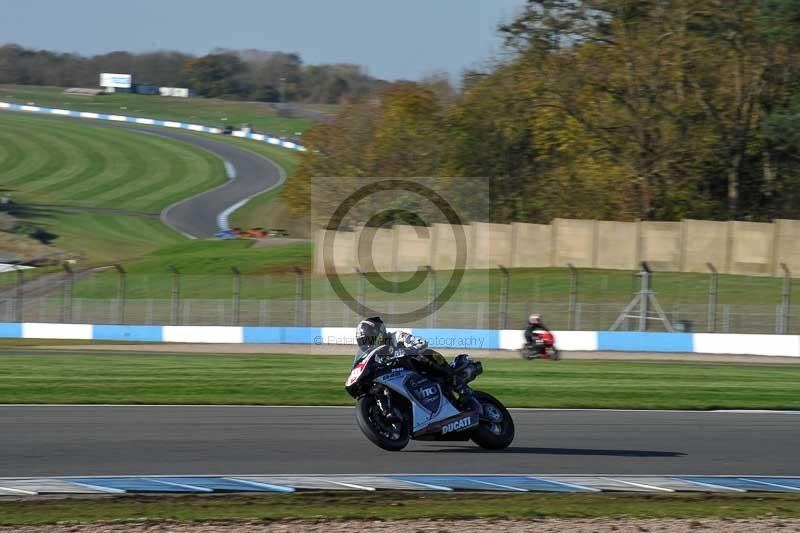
0, 0, 528, 81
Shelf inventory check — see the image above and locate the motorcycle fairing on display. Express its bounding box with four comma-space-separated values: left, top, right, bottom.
345, 351, 375, 387
404, 374, 442, 415
375, 369, 462, 434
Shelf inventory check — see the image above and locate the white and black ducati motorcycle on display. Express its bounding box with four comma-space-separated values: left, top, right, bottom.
345, 349, 515, 451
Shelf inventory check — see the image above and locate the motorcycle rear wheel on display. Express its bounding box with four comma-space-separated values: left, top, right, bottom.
470, 391, 515, 450
355, 394, 410, 451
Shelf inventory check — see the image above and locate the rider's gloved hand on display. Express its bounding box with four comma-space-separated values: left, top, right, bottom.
404, 335, 428, 352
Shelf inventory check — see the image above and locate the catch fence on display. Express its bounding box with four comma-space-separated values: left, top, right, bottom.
0, 263, 795, 335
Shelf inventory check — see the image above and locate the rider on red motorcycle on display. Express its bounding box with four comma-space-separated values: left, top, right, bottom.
524, 313, 552, 355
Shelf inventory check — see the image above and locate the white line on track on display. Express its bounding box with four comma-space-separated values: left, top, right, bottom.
599, 477, 674, 492
223, 160, 236, 179
216, 198, 249, 232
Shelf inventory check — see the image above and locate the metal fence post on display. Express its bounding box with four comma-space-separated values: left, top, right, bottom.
780, 263, 792, 335
293, 266, 305, 326
114, 265, 126, 324
722, 304, 730, 333
61, 262, 73, 324
707, 262, 718, 333
230, 266, 241, 326
14, 266, 23, 323
426, 266, 437, 329
639, 265, 651, 332
168, 265, 180, 326
498, 265, 509, 330
567, 263, 578, 330
356, 268, 366, 317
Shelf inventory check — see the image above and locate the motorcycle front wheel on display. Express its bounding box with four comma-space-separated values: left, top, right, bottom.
355, 394, 410, 451
470, 391, 515, 450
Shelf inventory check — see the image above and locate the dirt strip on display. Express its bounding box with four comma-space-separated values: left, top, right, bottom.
30, 342, 800, 364
2, 518, 799, 532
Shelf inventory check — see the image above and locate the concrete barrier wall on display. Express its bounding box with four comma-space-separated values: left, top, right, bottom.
314, 217, 800, 277
595, 221, 638, 270
430, 224, 473, 271
682, 220, 730, 273
470, 222, 512, 270
774, 219, 800, 275
730, 221, 774, 275
640, 221, 682, 271
3, 322, 798, 357
314, 229, 357, 274
510, 223, 551, 268
552, 218, 595, 267
0, 101, 305, 151
354, 227, 393, 273
393, 225, 433, 272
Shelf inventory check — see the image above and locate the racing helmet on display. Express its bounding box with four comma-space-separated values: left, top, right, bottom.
356, 317, 388, 350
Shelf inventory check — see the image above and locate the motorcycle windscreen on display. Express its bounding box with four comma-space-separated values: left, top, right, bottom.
419, 349, 448, 367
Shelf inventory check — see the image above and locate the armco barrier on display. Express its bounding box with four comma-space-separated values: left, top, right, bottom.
0, 102, 305, 151
1, 323, 799, 357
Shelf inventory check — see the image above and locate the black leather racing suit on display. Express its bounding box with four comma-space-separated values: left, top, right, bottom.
356, 332, 452, 382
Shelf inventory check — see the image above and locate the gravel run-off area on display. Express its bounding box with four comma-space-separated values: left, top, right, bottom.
3, 519, 800, 532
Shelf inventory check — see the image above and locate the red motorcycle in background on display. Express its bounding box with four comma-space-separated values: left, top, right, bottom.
521, 331, 561, 361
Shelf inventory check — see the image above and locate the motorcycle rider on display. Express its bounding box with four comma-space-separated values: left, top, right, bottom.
355, 316, 453, 381
524, 313, 551, 354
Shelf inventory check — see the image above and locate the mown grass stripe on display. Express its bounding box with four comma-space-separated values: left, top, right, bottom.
0, 355, 796, 409
22, 126, 116, 202
0, 113, 225, 213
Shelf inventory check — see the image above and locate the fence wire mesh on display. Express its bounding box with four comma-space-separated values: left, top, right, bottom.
0, 266, 796, 334
1, 296, 798, 334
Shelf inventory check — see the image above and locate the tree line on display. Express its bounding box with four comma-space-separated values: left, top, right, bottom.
286, 0, 800, 224
0, 45, 386, 104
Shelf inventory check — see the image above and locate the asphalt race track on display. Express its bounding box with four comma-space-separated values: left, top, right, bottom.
116, 125, 285, 238
1, 406, 797, 477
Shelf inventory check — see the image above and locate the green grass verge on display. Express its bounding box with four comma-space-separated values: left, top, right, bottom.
0, 112, 240, 264
0, 493, 798, 525
0, 84, 313, 135
15, 209, 186, 264
66, 240, 310, 298
0, 355, 797, 409
0, 111, 306, 265
0, 112, 224, 213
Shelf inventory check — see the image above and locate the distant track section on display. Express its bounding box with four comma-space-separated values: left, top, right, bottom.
116, 125, 286, 238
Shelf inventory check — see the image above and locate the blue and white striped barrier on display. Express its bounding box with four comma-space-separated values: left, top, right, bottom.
1, 323, 798, 357
1, 474, 799, 496
0, 101, 306, 151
